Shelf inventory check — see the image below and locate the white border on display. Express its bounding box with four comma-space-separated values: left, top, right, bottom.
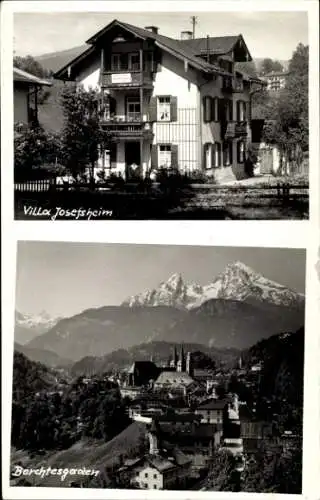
1, 1, 320, 499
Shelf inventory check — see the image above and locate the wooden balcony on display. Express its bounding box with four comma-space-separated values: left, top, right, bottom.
101, 115, 154, 140
224, 121, 248, 139
101, 70, 154, 89
222, 77, 244, 93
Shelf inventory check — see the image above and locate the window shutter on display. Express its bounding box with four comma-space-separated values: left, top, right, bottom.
211, 97, 218, 122
217, 143, 222, 166
151, 144, 158, 169
149, 97, 158, 122
237, 141, 240, 163
202, 143, 207, 169
171, 144, 178, 168
243, 101, 247, 121
236, 101, 240, 122
203, 96, 213, 123
211, 143, 215, 168
170, 96, 178, 122
229, 141, 233, 165
228, 100, 233, 121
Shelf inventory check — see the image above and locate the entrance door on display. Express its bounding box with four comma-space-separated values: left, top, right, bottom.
125, 142, 141, 180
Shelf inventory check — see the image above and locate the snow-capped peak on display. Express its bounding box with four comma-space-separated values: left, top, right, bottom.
15, 310, 62, 329
122, 261, 304, 310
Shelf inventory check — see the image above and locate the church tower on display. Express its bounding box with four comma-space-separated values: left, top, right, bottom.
170, 346, 178, 369
177, 345, 186, 372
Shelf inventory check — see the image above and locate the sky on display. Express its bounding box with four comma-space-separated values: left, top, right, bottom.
15, 242, 306, 317
13, 11, 308, 60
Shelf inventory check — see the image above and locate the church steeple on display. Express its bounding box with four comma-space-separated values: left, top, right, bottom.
177, 344, 186, 372
170, 346, 179, 369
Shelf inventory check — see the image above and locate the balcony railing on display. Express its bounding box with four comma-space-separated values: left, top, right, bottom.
224, 121, 248, 138
100, 116, 153, 139
101, 69, 154, 88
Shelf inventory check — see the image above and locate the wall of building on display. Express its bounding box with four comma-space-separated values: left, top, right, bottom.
78, 56, 101, 90
152, 52, 201, 173
195, 409, 224, 424
135, 465, 163, 489
14, 86, 29, 124
200, 78, 252, 183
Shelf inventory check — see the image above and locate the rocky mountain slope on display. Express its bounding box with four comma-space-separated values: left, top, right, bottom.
15, 310, 63, 344
26, 296, 304, 362
122, 261, 304, 310
14, 342, 72, 368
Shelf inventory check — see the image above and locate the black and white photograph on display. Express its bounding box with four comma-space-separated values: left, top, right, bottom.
12, 8, 310, 220
10, 242, 305, 493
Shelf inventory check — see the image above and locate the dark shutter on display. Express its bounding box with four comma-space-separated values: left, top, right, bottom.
211, 97, 218, 122
171, 144, 178, 168
236, 101, 240, 122
151, 144, 158, 169
211, 143, 215, 168
228, 99, 233, 121
217, 143, 222, 166
203, 96, 212, 123
229, 141, 233, 165
120, 53, 127, 69
218, 98, 226, 122
149, 97, 158, 122
170, 96, 178, 122
243, 101, 247, 121
237, 141, 240, 163
202, 143, 207, 169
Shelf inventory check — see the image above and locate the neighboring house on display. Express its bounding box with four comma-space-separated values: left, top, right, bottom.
261, 70, 289, 92
195, 398, 229, 424
54, 19, 265, 183
14, 67, 52, 127
118, 420, 192, 489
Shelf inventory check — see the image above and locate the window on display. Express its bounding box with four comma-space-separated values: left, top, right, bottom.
111, 54, 121, 71
223, 141, 233, 166
237, 141, 246, 163
126, 97, 141, 121
158, 144, 171, 168
144, 483, 148, 488
157, 96, 171, 121
237, 101, 247, 122
226, 100, 233, 121
145, 473, 148, 478
212, 142, 221, 168
154, 485, 158, 489
204, 143, 212, 169
129, 52, 140, 71
153, 474, 157, 479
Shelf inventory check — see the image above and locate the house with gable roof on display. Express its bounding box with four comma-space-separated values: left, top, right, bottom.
54, 19, 265, 183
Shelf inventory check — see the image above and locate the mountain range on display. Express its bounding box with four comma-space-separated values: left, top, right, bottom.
122, 261, 304, 310
23, 262, 304, 364
14, 310, 63, 344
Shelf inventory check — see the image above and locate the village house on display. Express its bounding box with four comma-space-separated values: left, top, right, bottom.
195, 398, 229, 425
118, 420, 192, 490
14, 67, 52, 128
261, 70, 289, 92
54, 19, 265, 183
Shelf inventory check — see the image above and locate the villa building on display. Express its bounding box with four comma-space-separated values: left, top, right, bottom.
54, 19, 265, 183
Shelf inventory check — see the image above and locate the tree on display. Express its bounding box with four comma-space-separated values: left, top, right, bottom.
260, 44, 309, 173
59, 84, 109, 181
260, 58, 284, 75
14, 55, 52, 104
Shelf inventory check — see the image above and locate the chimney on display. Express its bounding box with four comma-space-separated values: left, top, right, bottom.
181, 31, 193, 40
145, 26, 159, 34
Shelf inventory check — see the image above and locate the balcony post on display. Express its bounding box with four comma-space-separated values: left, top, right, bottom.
100, 47, 104, 73
139, 47, 144, 172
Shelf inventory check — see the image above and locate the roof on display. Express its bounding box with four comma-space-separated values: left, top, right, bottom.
193, 369, 214, 379
263, 71, 289, 78
54, 19, 229, 80
14, 67, 52, 86
155, 371, 195, 386
128, 361, 158, 374
124, 450, 191, 473
177, 35, 243, 55
196, 398, 228, 411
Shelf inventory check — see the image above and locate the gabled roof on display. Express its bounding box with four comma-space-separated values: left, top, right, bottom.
54, 19, 228, 80
14, 67, 52, 86
155, 371, 194, 386
196, 398, 228, 410
177, 34, 252, 61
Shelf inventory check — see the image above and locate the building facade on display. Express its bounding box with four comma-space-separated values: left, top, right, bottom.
14, 67, 52, 127
54, 19, 265, 183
